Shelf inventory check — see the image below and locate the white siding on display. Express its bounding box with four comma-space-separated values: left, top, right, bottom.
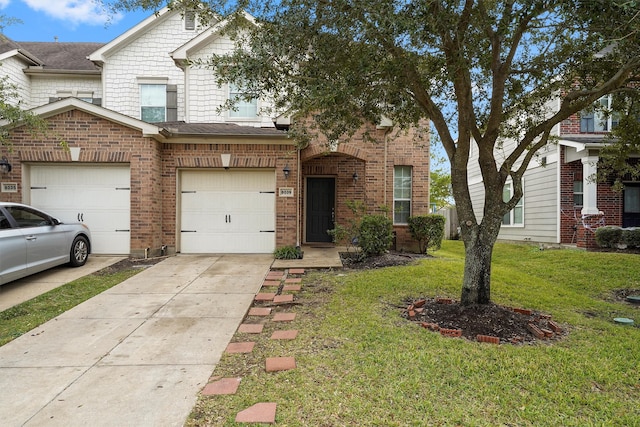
29, 76, 102, 107
101, 13, 206, 120
186, 35, 276, 127
0, 56, 32, 108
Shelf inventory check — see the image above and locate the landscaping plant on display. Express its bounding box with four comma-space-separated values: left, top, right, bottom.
407, 214, 445, 254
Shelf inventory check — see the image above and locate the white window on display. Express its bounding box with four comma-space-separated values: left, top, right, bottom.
502, 181, 524, 226
140, 84, 166, 122
573, 180, 584, 207
393, 166, 412, 224
580, 96, 619, 132
228, 84, 258, 118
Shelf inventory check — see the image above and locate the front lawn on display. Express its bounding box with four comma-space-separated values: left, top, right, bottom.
188, 241, 640, 426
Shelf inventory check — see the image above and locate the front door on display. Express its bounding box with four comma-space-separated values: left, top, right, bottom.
623, 184, 640, 227
306, 177, 335, 243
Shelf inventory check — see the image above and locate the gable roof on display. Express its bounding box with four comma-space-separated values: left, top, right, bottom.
0, 34, 103, 73
8, 97, 167, 140
19, 42, 104, 73
88, 7, 174, 64
0, 34, 43, 65
171, 11, 255, 63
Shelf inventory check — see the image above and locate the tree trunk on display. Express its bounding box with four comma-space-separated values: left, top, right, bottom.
460, 234, 495, 305
459, 214, 502, 306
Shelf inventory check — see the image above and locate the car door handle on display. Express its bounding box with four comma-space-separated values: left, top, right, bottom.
25, 235, 37, 241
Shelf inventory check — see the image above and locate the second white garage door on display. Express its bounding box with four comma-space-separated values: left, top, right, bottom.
179, 169, 276, 253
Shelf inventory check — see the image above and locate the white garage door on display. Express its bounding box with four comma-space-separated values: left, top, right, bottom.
180, 169, 276, 253
29, 165, 131, 255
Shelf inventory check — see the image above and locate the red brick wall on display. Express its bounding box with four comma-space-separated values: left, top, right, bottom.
3, 107, 430, 255
301, 121, 430, 251
2, 110, 164, 256
161, 142, 297, 252
559, 148, 624, 248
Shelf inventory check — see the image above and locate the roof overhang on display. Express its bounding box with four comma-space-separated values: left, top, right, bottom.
1, 97, 167, 141
88, 7, 172, 64
0, 48, 42, 66
170, 11, 256, 65
23, 68, 101, 77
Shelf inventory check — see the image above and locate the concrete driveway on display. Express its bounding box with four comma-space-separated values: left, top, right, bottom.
0, 254, 273, 427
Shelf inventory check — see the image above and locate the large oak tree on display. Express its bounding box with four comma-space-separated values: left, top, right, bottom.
105, 0, 640, 305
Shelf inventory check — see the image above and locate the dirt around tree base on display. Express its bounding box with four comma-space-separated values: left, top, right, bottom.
401, 298, 567, 344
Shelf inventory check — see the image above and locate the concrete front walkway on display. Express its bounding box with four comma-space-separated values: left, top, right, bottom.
0, 254, 273, 427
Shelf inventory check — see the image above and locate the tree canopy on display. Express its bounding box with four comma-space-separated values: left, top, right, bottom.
102, 0, 640, 304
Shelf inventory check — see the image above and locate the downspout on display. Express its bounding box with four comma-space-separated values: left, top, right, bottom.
384, 130, 389, 206
296, 147, 301, 247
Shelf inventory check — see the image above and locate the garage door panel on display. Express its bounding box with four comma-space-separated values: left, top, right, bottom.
30, 165, 131, 255
180, 170, 275, 254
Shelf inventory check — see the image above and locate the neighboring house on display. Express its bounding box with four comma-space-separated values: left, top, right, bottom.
468, 95, 639, 249
0, 8, 430, 256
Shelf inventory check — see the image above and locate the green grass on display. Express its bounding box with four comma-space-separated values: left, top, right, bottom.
187, 241, 640, 426
0, 268, 140, 346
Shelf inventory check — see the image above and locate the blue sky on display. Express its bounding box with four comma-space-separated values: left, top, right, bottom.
1, 0, 152, 42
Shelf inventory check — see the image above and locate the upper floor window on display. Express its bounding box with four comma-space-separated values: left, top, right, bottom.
393, 166, 412, 224
580, 96, 619, 132
228, 84, 258, 118
502, 181, 524, 226
140, 84, 166, 122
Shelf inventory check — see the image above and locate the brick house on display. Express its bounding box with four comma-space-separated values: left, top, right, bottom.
0, 8, 430, 257
467, 96, 639, 249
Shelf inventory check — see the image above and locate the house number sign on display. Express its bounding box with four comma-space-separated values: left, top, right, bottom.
279, 187, 294, 197
1, 182, 18, 193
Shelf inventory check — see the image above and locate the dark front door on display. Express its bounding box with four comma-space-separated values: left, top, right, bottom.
623, 184, 640, 227
306, 177, 335, 243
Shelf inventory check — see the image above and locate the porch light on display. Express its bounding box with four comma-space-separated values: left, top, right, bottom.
0, 157, 11, 174
283, 165, 291, 179
352, 172, 358, 182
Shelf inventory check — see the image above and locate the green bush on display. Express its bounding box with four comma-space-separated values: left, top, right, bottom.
358, 214, 393, 256
407, 214, 445, 254
273, 245, 302, 259
595, 226, 623, 248
327, 200, 365, 254
622, 228, 640, 248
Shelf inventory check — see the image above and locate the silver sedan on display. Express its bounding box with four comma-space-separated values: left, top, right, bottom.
0, 202, 91, 285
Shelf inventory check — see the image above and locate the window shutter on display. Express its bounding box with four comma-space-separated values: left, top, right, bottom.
166, 85, 178, 121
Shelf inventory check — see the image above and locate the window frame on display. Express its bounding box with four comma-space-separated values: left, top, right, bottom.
580, 95, 619, 133
502, 181, 524, 227
393, 165, 412, 225
228, 83, 258, 119
140, 84, 167, 123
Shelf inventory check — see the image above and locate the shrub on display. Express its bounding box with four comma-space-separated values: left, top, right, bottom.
407, 214, 445, 254
595, 226, 623, 248
622, 228, 640, 248
274, 245, 302, 259
327, 200, 365, 254
358, 214, 393, 256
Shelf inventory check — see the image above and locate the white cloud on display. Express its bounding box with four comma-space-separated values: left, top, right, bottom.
0, 0, 11, 8
22, 0, 122, 26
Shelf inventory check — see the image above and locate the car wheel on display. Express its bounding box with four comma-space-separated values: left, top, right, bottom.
70, 236, 89, 267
